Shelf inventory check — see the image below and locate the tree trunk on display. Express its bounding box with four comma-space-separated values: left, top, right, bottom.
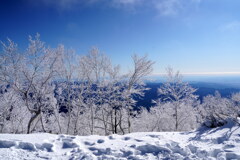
127, 108, 131, 133
119, 109, 125, 135
90, 104, 94, 135
175, 104, 178, 131
27, 110, 40, 134
73, 104, 81, 135
40, 114, 46, 132
114, 108, 117, 134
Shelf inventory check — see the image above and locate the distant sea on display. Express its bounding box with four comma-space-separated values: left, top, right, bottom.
135, 75, 240, 109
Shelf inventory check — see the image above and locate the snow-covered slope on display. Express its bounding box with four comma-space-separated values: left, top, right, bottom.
0, 122, 239, 160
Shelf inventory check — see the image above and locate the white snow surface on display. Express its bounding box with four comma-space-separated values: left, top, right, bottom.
0, 122, 240, 160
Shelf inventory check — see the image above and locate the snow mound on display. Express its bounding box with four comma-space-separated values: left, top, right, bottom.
0, 140, 16, 148
0, 122, 239, 160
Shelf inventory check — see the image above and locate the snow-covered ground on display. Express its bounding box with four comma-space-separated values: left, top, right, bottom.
0, 122, 239, 160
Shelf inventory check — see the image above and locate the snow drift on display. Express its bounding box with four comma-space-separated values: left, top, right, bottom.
0, 121, 239, 160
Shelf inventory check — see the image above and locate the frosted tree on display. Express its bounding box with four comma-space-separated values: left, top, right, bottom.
156, 67, 198, 131
78, 48, 127, 135
0, 87, 30, 133
0, 34, 62, 133
95, 68, 128, 135
78, 47, 113, 135
54, 46, 80, 134
198, 91, 233, 127
0, 34, 154, 135
124, 54, 154, 133
97, 54, 154, 134
131, 107, 157, 132
231, 92, 240, 124
77, 51, 154, 135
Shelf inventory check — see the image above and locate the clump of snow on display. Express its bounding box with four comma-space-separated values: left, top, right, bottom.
35, 143, 53, 152
97, 139, 104, 144
0, 140, 16, 148
18, 142, 36, 151
0, 121, 239, 160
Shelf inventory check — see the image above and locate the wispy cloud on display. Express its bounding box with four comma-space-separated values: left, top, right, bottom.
28, 0, 100, 10
28, 0, 202, 16
112, 0, 202, 16
219, 21, 240, 32
153, 0, 201, 17
37, 0, 80, 10
113, 0, 142, 5
109, 0, 144, 12
154, 0, 182, 16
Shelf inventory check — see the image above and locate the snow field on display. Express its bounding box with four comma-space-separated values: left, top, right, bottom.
0, 122, 240, 160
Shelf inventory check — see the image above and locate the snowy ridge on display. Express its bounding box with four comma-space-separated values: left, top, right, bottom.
0, 122, 239, 160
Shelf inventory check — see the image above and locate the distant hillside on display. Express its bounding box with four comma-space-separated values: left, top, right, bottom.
135, 82, 240, 109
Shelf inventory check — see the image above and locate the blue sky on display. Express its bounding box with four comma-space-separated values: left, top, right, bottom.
1, 0, 240, 75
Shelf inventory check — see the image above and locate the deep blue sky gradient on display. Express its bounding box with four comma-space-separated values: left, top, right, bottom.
1, 0, 240, 75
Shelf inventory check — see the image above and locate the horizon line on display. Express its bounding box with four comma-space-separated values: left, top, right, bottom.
151, 72, 240, 76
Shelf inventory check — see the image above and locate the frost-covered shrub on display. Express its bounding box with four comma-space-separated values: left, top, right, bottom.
153, 102, 197, 131
132, 101, 198, 132
230, 92, 240, 124
198, 91, 232, 128
131, 108, 158, 132
0, 88, 30, 133
231, 93, 240, 116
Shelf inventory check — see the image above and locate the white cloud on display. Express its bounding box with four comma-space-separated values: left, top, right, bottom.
153, 0, 201, 17
219, 21, 240, 32
28, 0, 97, 10
154, 0, 182, 16
109, 0, 144, 11
28, 0, 202, 15
110, 0, 201, 16
114, 0, 141, 5
29, 0, 143, 11
28, 0, 72, 10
